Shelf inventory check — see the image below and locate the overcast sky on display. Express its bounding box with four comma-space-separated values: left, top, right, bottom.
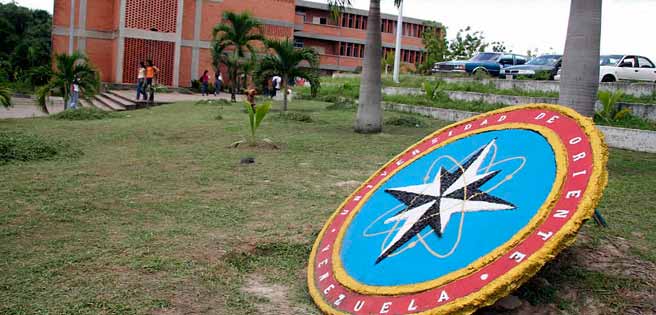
4, 0, 655, 59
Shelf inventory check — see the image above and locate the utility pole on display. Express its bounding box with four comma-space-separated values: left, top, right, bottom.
393, 1, 403, 84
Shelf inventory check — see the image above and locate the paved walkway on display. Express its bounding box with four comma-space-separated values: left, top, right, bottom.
1, 92, 245, 119
111, 90, 245, 103
0, 97, 65, 120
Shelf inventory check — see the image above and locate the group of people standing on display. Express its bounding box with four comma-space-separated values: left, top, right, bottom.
199, 70, 223, 97
265, 75, 282, 98
136, 60, 160, 102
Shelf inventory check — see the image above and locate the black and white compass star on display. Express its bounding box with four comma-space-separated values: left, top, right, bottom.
376, 139, 515, 264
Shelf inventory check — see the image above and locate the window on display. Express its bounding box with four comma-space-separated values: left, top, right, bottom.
499, 55, 514, 65
515, 56, 527, 65
638, 57, 655, 68
294, 38, 304, 48
319, 17, 327, 25
620, 56, 638, 67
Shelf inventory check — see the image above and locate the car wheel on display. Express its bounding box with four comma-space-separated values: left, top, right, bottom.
473, 68, 489, 76
601, 75, 616, 83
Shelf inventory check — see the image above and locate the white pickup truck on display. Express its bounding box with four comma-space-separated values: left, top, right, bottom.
555, 54, 656, 83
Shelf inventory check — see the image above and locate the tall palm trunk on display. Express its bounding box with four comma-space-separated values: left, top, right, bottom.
282, 74, 289, 111
558, 0, 602, 117
230, 66, 237, 102
355, 0, 383, 133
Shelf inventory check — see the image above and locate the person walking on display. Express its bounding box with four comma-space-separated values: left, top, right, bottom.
272, 75, 282, 98
214, 71, 222, 96
136, 62, 146, 100
200, 70, 210, 96
145, 60, 159, 103
69, 77, 80, 109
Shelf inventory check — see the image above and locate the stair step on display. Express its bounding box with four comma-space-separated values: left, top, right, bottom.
83, 99, 111, 111
102, 93, 134, 106
94, 95, 126, 111
107, 91, 139, 103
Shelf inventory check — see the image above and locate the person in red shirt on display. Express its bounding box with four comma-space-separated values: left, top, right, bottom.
200, 70, 210, 96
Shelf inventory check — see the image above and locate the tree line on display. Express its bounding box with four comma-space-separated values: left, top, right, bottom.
0, 2, 52, 91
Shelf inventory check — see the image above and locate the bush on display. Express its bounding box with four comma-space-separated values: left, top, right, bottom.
385, 115, 426, 128
326, 97, 356, 111
50, 108, 119, 120
277, 111, 313, 123
0, 131, 81, 164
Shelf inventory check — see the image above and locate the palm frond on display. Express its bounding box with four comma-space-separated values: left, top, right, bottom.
0, 86, 11, 108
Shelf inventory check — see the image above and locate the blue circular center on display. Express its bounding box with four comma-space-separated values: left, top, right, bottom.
339, 129, 557, 286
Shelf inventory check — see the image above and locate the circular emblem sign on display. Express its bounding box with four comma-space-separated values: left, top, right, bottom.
308, 104, 608, 315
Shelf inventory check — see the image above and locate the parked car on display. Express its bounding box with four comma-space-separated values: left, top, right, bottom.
432, 52, 529, 77
555, 55, 656, 82
499, 54, 562, 80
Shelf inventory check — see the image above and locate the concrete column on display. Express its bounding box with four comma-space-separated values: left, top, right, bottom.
77, 0, 87, 52
68, 0, 76, 54
191, 0, 203, 81
115, 0, 127, 83
172, 0, 185, 87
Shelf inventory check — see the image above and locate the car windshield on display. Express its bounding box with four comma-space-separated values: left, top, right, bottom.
527, 55, 561, 66
600, 55, 623, 66
470, 53, 501, 62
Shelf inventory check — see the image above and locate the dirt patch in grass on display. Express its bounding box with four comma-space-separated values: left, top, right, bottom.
242, 274, 312, 315
334, 180, 361, 189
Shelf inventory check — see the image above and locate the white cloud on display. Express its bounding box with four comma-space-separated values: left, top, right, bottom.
345, 0, 656, 59
1, 0, 53, 13
6, 0, 656, 60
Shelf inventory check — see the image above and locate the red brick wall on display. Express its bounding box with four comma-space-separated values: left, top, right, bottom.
179, 46, 192, 86
86, 0, 117, 31
123, 38, 175, 85
86, 38, 115, 82
125, 0, 178, 33
199, 0, 295, 41
182, 0, 195, 40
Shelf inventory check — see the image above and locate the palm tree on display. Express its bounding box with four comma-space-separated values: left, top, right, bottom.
36, 52, 99, 113
211, 11, 264, 102
255, 39, 320, 111
0, 87, 11, 108
329, 0, 401, 133
558, 0, 603, 117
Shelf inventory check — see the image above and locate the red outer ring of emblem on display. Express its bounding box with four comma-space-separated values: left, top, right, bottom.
308, 105, 607, 315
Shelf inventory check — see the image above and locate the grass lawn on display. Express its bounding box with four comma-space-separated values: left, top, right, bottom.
1, 101, 655, 314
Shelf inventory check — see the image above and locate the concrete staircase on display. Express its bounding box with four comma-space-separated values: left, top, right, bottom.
81, 91, 152, 111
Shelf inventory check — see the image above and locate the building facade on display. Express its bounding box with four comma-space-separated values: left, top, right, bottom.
52, 0, 441, 87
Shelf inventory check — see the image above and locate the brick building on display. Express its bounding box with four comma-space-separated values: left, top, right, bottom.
52, 0, 441, 87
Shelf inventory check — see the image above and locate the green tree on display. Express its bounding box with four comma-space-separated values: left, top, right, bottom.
491, 41, 507, 53
211, 11, 264, 102
447, 27, 488, 60
36, 52, 99, 113
0, 86, 10, 108
255, 39, 320, 111
0, 3, 52, 87
558, 0, 602, 116
419, 22, 447, 74
381, 51, 395, 74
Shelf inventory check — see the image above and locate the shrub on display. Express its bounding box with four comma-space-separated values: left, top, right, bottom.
277, 111, 313, 123
50, 108, 119, 120
385, 115, 426, 128
596, 90, 628, 123
326, 97, 356, 111
0, 131, 81, 164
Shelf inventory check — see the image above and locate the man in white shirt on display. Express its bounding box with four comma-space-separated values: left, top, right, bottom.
272, 75, 282, 97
